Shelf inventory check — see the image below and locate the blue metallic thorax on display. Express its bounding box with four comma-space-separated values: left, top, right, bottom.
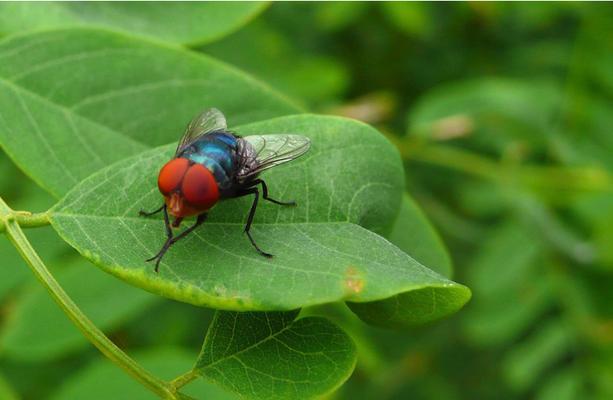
177, 131, 238, 194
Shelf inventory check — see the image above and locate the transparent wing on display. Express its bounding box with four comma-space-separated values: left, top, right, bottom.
239, 134, 311, 178
175, 108, 227, 155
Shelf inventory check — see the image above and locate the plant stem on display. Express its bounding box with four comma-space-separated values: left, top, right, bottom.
171, 370, 199, 389
0, 198, 176, 399
395, 137, 613, 193
0, 210, 50, 233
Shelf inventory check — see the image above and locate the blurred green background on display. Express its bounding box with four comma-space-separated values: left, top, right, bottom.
1, 2, 612, 399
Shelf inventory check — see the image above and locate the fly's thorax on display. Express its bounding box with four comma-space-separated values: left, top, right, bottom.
178, 132, 240, 193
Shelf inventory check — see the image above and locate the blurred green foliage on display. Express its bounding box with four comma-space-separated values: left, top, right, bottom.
1, 2, 612, 399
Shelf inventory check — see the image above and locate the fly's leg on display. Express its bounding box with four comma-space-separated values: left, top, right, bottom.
240, 187, 273, 258
146, 210, 207, 272
139, 204, 165, 217
252, 179, 296, 206
146, 204, 173, 271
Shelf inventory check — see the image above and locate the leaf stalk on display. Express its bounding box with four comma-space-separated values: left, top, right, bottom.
0, 210, 49, 232
171, 370, 199, 390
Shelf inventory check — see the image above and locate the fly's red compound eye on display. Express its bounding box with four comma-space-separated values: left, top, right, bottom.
158, 158, 189, 195
181, 163, 219, 210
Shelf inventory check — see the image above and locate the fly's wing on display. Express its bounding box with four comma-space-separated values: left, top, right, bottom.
238, 134, 311, 179
175, 108, 228, 155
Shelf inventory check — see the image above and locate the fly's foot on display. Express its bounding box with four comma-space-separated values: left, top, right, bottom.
258, 250, 274, 258
245, 230, 274, 258
266, 198, 296, 206
145, 254, 163, 273
139, 205, 164, 217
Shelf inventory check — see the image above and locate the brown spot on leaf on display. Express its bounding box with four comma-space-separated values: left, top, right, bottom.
344, 266, 365, 294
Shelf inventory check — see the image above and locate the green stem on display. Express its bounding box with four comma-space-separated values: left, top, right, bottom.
171, 370, 199, 389
0, 210, 50, 233
400, 140, 501, 181
0, 198, 176, 399
396, 138, 612, 193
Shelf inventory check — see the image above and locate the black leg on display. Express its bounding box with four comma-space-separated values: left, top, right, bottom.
145, 205, 172, 265
240, 187, 273, 258
162, 204, 172, 238
252, 179, 296, 206
139, 204, 165, 217
146, 213, 207, 272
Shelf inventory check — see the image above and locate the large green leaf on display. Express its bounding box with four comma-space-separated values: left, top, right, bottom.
194, 310, 356, 400
0, 258, 160, 361
51, 347, 237, 400
0, 28, 299, 198
0, 3, 268, 46
49, 115, 470, 325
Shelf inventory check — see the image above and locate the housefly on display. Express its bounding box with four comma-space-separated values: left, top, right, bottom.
139, 108, 311, 272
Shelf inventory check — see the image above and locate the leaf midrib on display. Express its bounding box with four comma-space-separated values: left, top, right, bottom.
51, 212, 355, 226
50, 213, 449, 289
199, 319, 297, 371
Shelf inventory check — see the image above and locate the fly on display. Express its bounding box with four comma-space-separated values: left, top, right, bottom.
139, 108, 311, 272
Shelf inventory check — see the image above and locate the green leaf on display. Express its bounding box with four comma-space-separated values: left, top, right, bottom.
195, 310, 356, 400
381, 2, 432, 38
536, 367, 583, 400
571, 193, 613, 268
0, 372, 18, 400
51, 347, 237, 400
0, 3, 268, 46
462, 221, 552, 345
0, 258, 160, 361
388, 194, 453, 278
49, 115, 470, 324
502, 318, 573, 391
407, 78, 561, 152
347, 196, 462, 329
0, 28, 299, 198
202, 20, 350, 106
346, 284, 470, 329
463, 279, 552, 347
313, 2, 369, 32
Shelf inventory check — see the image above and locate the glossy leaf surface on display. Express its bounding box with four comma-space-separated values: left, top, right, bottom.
195, 310, 356, 400
0, 28, 299, 197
